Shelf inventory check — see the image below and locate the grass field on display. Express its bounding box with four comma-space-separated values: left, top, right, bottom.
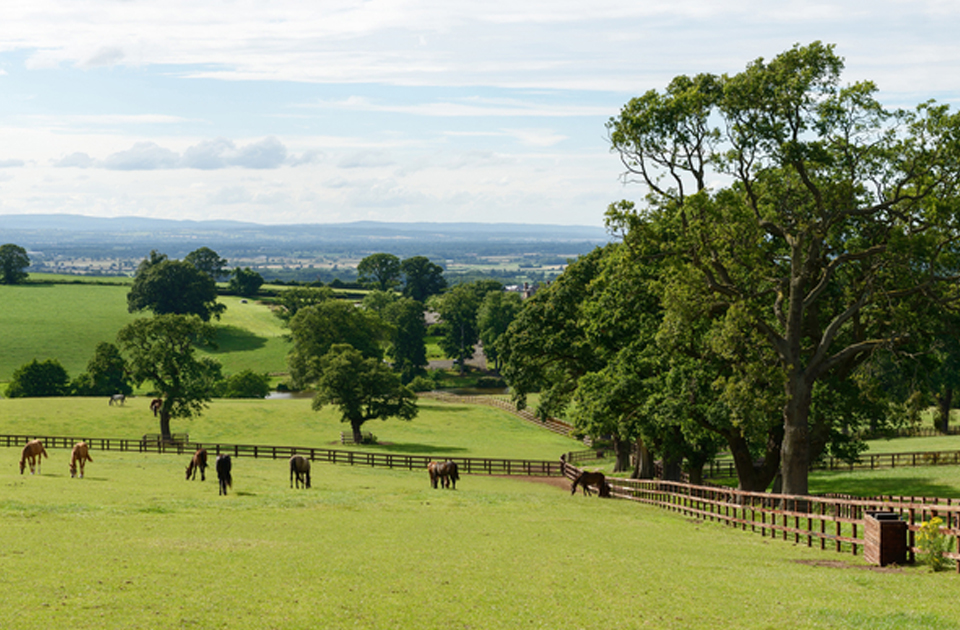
4, 398, 960, 628
0, 282, 291, 384
0, 396, 581, 461
3, 452, 960, 629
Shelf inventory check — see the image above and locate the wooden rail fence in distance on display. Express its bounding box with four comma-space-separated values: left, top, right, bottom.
0, 434, 564, 478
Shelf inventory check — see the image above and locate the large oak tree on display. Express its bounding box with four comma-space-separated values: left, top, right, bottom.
607, 42, 960, 495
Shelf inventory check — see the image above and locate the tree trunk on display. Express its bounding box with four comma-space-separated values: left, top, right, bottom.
633, 437, 654, 479
351, 421, 364, 445
781, 373, 812, 496
687, 464, 704, 486
727, 429, 781, 493
662, 454, 683, 481
939, 387, 953, 434
612, 436, 631, 473
159, 410, 172, 441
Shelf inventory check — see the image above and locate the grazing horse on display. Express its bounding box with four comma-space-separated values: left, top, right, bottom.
69, 442, 93, 478
216, 455, 232, 496
289, 455, 311, 489
570, 470, 610, 497
109, 393, 126, 406
19, 440, 48, 475
427, 460, 460, 489
149, 398, 163, 417
185, 448, 208, 481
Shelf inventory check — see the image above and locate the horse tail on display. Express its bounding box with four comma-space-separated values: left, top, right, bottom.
39, 444, 48, 459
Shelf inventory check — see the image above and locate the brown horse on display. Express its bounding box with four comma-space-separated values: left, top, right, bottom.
19, 440, 48, 475
570, 471, 610, 497
186, 448, 208, 481
149, 398, 163, 417
69, 442, 93, 478
427, 460, 460, 489
289, 455, 311, 489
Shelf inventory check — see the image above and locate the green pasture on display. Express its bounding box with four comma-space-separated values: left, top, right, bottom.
0, 284, 291, 383
0, 396, 579, 461
2, 451, 959, 629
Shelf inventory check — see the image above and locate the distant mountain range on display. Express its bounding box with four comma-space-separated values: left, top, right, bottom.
0, 213, 612, 261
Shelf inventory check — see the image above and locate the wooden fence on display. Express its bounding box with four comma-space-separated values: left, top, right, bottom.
706, 449, 960, 479
0, 433, 565, 478
563, 465, 960, 571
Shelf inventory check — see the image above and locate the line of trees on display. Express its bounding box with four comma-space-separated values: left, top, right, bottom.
501, 42, 960, 496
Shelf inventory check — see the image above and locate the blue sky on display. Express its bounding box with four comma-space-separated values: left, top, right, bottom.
0, 1, 958, 226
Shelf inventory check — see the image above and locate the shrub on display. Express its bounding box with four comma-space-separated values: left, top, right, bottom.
220, 370, 272, 399
476, 376, 506, 389
408, 376, 435, 392
6, 359, 70, 398
917, 517, 955, 572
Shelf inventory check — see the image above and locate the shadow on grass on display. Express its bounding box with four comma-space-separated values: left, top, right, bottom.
209, 325, 268, 353
811, 474, 960, 499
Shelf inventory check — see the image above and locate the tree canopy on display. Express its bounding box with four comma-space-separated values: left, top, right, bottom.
605, 41, 960, 495
312, 343, 418, 444
228, 267, 264, 297
401, 256, 446, 302
357, 253, 402, 292
6, 359, 70, 398
0, 243, 30, 285
72, 342, 133, 397
184, 247, 228, 281
286, 300, 386, 389
116, 314, 222, 439
128, 251, 226, 321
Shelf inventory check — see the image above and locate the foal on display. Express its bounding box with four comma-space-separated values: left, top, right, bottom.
19, 440, 48, 475
216, 455, 232, 496
186, 448, 208, 481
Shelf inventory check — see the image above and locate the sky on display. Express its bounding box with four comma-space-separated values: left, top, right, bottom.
0, 1, 958, 227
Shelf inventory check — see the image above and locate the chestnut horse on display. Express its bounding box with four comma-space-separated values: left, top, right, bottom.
186, 448, 208, 481
289, 455, 311, 489
216, 455, 232, 496
19, 440, 48, 475
570, 470, 610, 497
427, 460, 460, 489
69, 442, 93, 478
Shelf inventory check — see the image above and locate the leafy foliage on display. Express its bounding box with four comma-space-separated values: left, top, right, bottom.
228, 267, 264, 297
0, 243, 29, 285
287, 300, 385, 389
6, 358, 70, 398
127, 251, 225, 321
357, 253, 401, 291
312, 343, 418, 443
116, 314, 222, 438
218, 369, 271, 399
72, 342, 132, 397
401, 255, 446, 302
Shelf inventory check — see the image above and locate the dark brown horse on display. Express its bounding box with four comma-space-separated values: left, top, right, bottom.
216, 455, 232, 496
186, 448, 208, 481
427, 460, 460, 489
570, 471, 610, 497
19, 440, 48, 475
289, 455, 311, 489
149, 398, 163, 417
69, 442, 93, 478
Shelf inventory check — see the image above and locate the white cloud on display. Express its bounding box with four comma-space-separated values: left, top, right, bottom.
53, 152, 96, 168
102, 142, 180, 170
0, 158, 25, 167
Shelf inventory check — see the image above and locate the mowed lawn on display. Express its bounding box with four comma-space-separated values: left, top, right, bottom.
2, 452, 960, 630
0, 283, 291, 383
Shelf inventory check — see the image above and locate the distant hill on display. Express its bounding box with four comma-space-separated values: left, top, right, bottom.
0, 214, 611, 261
